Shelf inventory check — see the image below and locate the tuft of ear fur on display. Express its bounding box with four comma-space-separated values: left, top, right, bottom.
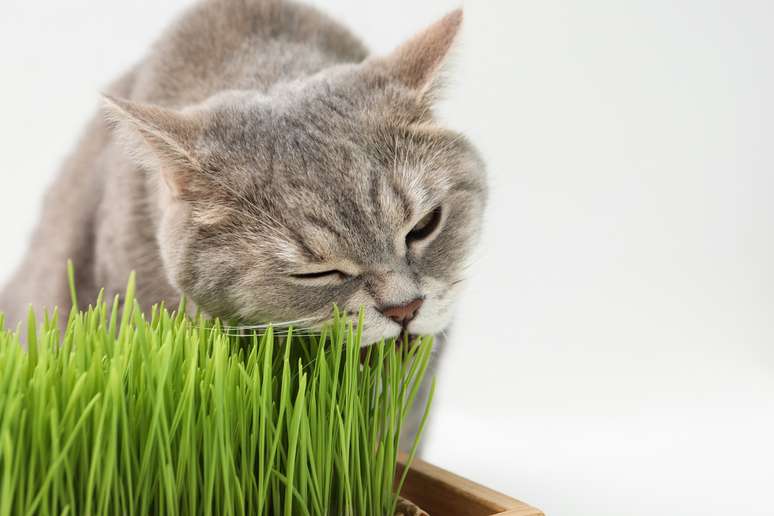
374, 9, 463, 98
101, 95, 205, 199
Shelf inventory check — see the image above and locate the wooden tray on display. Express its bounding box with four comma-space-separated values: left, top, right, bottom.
398, 456, 543, 516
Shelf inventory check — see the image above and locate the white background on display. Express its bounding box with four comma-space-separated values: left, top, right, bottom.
2, 1, 773, 515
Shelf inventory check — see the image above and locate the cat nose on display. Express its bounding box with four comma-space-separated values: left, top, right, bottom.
379, 298, 424, 325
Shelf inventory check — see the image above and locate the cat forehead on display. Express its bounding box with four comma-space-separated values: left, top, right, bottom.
208, 117, 456, 188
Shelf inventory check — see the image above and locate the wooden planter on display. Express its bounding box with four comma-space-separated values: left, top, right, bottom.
398, 456, 543, 516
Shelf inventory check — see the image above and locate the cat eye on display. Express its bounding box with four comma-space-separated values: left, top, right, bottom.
290, 270, 349, 282
406, 206, 443, 244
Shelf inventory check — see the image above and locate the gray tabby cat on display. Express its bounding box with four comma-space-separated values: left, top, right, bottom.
0, 0, 486, 449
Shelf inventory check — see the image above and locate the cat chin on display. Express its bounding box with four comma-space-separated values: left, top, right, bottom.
359, 332, 401, 348
359, 319, 442, 348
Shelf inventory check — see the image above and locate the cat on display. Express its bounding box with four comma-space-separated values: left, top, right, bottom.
0, 0, 487, 450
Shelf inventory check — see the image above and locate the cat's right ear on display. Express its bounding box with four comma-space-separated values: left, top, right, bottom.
101, 95, 206, 199
368, 9, 463, 101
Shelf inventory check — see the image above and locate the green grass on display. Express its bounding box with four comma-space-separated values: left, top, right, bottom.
0, 270, 434, 516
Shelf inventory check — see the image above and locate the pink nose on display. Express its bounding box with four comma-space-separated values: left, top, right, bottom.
379, 298, 424, 325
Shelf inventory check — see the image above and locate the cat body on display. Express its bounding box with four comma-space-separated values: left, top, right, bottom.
0, 0, 486, 448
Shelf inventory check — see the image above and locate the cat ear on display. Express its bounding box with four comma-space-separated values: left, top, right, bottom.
102, 95, 205, 199
374, 9, 463, 98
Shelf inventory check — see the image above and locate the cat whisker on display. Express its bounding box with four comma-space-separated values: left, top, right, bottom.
221, 316, 321, 330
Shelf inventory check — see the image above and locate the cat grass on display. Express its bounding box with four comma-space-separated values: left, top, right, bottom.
0, 269, 434, 516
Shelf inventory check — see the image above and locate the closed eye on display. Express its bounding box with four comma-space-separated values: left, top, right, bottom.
290, 270, 349, 281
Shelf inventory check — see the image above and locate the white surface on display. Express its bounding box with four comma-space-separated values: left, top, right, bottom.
2, 1, 773, 515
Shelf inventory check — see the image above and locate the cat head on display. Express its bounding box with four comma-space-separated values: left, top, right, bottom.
104, 10, 487, 345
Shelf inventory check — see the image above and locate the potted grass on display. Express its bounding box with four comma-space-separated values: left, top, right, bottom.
0, 269, 542, 515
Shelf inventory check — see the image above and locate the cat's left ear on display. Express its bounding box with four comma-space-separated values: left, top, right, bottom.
102, 95, 206, 199
370, 9, 463, 100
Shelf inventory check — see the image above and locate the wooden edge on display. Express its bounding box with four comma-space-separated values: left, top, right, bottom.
398, 454, 544, 516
